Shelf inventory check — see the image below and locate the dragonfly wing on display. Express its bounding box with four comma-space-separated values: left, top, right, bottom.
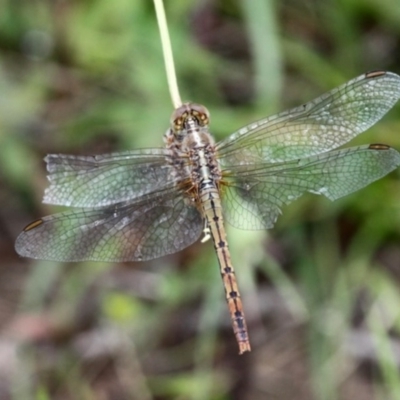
217, 71, 400, 164
222, 145, 400, 230
15, 189, 203, 262
44, 149, 176, 207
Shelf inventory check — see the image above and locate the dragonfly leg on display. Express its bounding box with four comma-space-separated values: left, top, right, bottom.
201, 221, 211, 243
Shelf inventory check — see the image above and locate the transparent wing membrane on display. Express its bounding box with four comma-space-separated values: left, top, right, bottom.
218, 71, 400, 165
44, 149, 175, 207
222, 145, 400, 230
16, 190, 203, 262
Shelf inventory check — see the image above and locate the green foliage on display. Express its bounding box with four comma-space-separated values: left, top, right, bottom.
102, 292, 141, 324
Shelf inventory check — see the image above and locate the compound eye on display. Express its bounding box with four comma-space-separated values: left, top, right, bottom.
190, 103, 210, 125
198, 112, 209, 126
170, 104, 189, 127
173, 117, 183, 131
190, 103, 209, 117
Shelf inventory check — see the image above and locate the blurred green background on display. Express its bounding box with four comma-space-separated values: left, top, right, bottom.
1, 0, 400, 399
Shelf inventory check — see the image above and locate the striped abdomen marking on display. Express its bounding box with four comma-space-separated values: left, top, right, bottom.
200, 185, 251, 354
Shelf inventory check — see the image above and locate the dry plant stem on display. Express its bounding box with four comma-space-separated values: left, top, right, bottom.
153, 0, 182, 108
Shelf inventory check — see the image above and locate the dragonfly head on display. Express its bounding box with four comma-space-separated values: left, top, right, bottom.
170, 103, 210, 135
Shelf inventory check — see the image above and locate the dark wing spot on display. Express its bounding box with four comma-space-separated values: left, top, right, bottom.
369, 143, 390, 150
365, 70, 385, 79
23, 219, 44, 232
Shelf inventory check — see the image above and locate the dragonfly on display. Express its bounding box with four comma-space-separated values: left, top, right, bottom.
15, 70, 400, 354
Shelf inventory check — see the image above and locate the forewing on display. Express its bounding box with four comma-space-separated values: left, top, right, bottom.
222, 145, 400, 230
217, 71, 400, 164
15, 189, 203, 262
44, 149, 178, 207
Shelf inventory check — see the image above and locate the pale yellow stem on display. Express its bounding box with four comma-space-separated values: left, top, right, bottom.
153, 0, 182, 108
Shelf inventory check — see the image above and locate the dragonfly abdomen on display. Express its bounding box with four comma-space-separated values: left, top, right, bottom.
182, 132, 251, 354
200, 185, 251, 354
